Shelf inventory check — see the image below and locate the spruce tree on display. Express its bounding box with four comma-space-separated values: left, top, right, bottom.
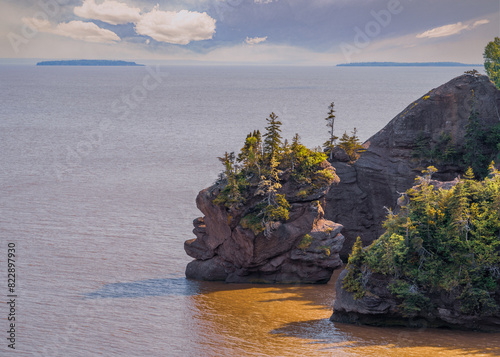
263, 112, 282, 159
323, 102, 338, 160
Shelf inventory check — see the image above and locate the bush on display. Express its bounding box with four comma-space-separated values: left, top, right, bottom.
343, 166, 500, 315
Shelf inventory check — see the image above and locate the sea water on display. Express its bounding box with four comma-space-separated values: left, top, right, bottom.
1, 64, 499, 356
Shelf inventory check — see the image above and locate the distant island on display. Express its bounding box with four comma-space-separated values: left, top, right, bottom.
36, 60, 144, 66
337, 62, 481, 67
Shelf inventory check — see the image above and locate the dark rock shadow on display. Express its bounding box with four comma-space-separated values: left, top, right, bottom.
271, 319, 500, 355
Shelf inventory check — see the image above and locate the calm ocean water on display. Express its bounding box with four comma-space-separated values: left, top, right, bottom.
1, 65, 499, 356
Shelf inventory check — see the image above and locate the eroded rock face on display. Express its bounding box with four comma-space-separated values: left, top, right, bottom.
331, 269, 500, 332
184, 164, 345, 284
331, 176, 500, 331
325, 74, 500, 259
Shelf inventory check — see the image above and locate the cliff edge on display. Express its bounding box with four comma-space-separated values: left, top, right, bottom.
326, 73, 500, 259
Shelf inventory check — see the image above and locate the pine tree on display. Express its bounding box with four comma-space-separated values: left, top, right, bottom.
323, 102, 338, 160
484, 37, 500, 89
464, 91, 487, 178
338, 128, 366, 162
238, 132, 261, 177
263, 112, 282, 159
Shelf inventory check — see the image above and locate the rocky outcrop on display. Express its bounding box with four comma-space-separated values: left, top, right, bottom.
325, 74, 500, 259
331, 269, 500, 332
331, 174, 500, 331
184, 164, 345, 284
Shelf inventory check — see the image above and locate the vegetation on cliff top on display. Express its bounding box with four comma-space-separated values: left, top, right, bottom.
213, 111, 340, 236
484, 37, 500, 89
343, 165, 500, 317
212, 103, 366, 236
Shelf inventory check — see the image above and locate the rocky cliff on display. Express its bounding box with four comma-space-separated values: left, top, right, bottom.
331, 269, 500, 332
331, 174, 500, 332
184, 162, 345, 284
325, 74, 500, 259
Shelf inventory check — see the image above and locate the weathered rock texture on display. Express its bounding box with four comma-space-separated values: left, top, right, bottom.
331, 152, 500, 330
185, 164, 345, 284
325, 74, 500, 259
331, 269, 500, 332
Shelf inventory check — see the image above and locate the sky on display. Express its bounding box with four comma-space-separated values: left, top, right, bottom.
1, 0, 499, 65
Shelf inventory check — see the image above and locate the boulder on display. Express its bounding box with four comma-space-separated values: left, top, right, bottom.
324, 74, 500, 259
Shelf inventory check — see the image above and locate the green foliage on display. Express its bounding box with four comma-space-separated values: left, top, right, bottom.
323, 102, 338, 159
263, 112, 283, 159
240, 211, 265, 235
337, 128, 366, 162
297, 234, 313, 250
264, 193, 290, 222
412, 131, 460, 165
389, 280, 430, 317
343, 166, 500, 316
464, 92, 500, 178
484, 37, 500, 89
343, 237, 367, 300
317, 245, 331, 257
213, 109, 339, 238
412, 91, 500, 179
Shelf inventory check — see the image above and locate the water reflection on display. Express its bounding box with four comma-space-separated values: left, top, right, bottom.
274, 319, 500, 356
85, 278, 203, 299
83, 274, 500, 356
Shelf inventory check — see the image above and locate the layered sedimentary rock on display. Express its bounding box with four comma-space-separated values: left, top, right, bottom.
325, 74, 500, 259
184, 163, 345, 284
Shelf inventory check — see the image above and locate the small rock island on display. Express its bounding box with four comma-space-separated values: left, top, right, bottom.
36, 60, 144, 66
184, 116, 345, 284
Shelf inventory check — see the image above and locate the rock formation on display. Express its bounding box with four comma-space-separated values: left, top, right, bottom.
184, 163, 345, 284
331, 176, 500, 332
325, 73, 500, 259
331, 269, 500, 332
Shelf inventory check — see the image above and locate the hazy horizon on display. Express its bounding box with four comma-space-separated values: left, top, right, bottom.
1, 0, 498, 66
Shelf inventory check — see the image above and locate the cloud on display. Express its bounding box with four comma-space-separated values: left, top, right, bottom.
472, 19, 490, 28
74, 0, 141, 25
254, 0, 276, 3
416, 19, 489, 39
22, 18, 120, 43
245, 36, 267, 45
135, 7, 216, 45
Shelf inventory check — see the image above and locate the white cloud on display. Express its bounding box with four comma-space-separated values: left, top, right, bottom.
416, 19, 489, 39
22, 18, 120, 44
472, 19, 490, 28
74, 0, 141, 25
135, 7, 216, 45
245, 36, 267, 45
254, 0, 276, 3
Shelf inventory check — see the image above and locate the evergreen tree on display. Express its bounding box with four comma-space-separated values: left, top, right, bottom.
238, 132, 261, 177
263, 112, 283, 159
343, 166, 500, 316
484, 37, 500, 89
323, 102, 338, 160
218, 151, 236, 179
338, 128, 366, 162
464, 91, 488, 178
